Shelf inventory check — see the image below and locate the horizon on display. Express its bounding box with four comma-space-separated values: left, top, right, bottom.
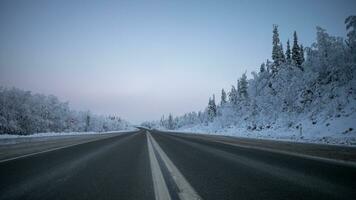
0, 0, 355, 124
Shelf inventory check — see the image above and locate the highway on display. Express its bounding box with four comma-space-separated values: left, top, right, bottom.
0, 129, 356, 200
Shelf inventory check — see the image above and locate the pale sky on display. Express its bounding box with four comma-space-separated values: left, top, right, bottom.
0, 0, 355, 123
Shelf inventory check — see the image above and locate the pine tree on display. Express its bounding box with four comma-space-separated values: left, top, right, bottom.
280, 44, 286, 63
212, 95, 216, 115
292, 31, 303, 70
285, 39, 291, 64
300, 44, 305, 64
266, 59, 272, 73
239, 73, 248, 100
260, 63, 266, 73
345, 15, 356, 61
237, 79, 241, 97
85, 113, 90, 132
207, 95, 217, 121
160, 115, 165, 127
229, 85, 238, 105
168, 114, 174, 130
221, 89, 227, 105
345, 16, 356, 50
272, 25, 284, 70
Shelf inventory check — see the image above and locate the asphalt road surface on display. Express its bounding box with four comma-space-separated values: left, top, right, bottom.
1, 129, 356, 200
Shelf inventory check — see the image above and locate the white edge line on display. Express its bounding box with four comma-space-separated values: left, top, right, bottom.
146, 131, 171, 200
148, 131, 202, 200
0, 132, 132, 163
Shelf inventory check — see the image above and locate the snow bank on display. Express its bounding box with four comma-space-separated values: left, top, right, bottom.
178, 112, 356, 146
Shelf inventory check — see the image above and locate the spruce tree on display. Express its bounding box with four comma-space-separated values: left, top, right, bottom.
272, 25, 284, 68
260, 63, 266, 73
237, 79, 241, 97
345, 16, 356, 50
85, 114, 90, 132
292, 31, 303, 70
280, 43, 286, 63
345, 15, 356, 61
266, 59, 272, 73
212, 95, 217, 116
207, 95, 217, 121
285, 39, 291, 64
229, 86, 238, 105
221, 89, 227, 105
160, 115, 165, 127
168, 114, 174, 129
300, 44, 305, 64
239, 73, 248, 100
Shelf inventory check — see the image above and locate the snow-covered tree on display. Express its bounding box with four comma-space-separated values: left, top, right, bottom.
280, 43, 286, 63
228, 85, 238, 105
238, 73, 248, 100
300, 44, 305, 64
207, 95, 217, 121
85, 112, 90, 132
220, 89, 227, 105
260, 63, 266, 73
292, 31, 304, 70
285, 40, 292, 64
0, 87, 130, 134
145, 17, 356, 137
345, 15, 356, 61
167, 113, 175, 130
272, 25, 284, 70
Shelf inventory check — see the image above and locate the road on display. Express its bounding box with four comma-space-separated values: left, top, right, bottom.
1, 129, 356, 200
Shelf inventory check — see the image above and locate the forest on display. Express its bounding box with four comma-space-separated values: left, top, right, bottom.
148, 16, 356, 140
0, 87, 130, 135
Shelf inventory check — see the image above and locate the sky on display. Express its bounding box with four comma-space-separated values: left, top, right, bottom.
0, 0, 355, 124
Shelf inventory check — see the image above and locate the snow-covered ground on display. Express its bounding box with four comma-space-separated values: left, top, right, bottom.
177, 112, 356, 146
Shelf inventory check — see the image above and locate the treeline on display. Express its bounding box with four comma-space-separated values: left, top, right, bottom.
0, 87, 130, 135
152, 16, 356, 131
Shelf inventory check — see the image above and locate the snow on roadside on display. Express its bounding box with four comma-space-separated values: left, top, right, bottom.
177, 112, 356, 146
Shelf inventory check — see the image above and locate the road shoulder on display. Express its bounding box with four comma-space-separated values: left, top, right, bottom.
0, 130, 137, 162
155, 130, 356, 166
